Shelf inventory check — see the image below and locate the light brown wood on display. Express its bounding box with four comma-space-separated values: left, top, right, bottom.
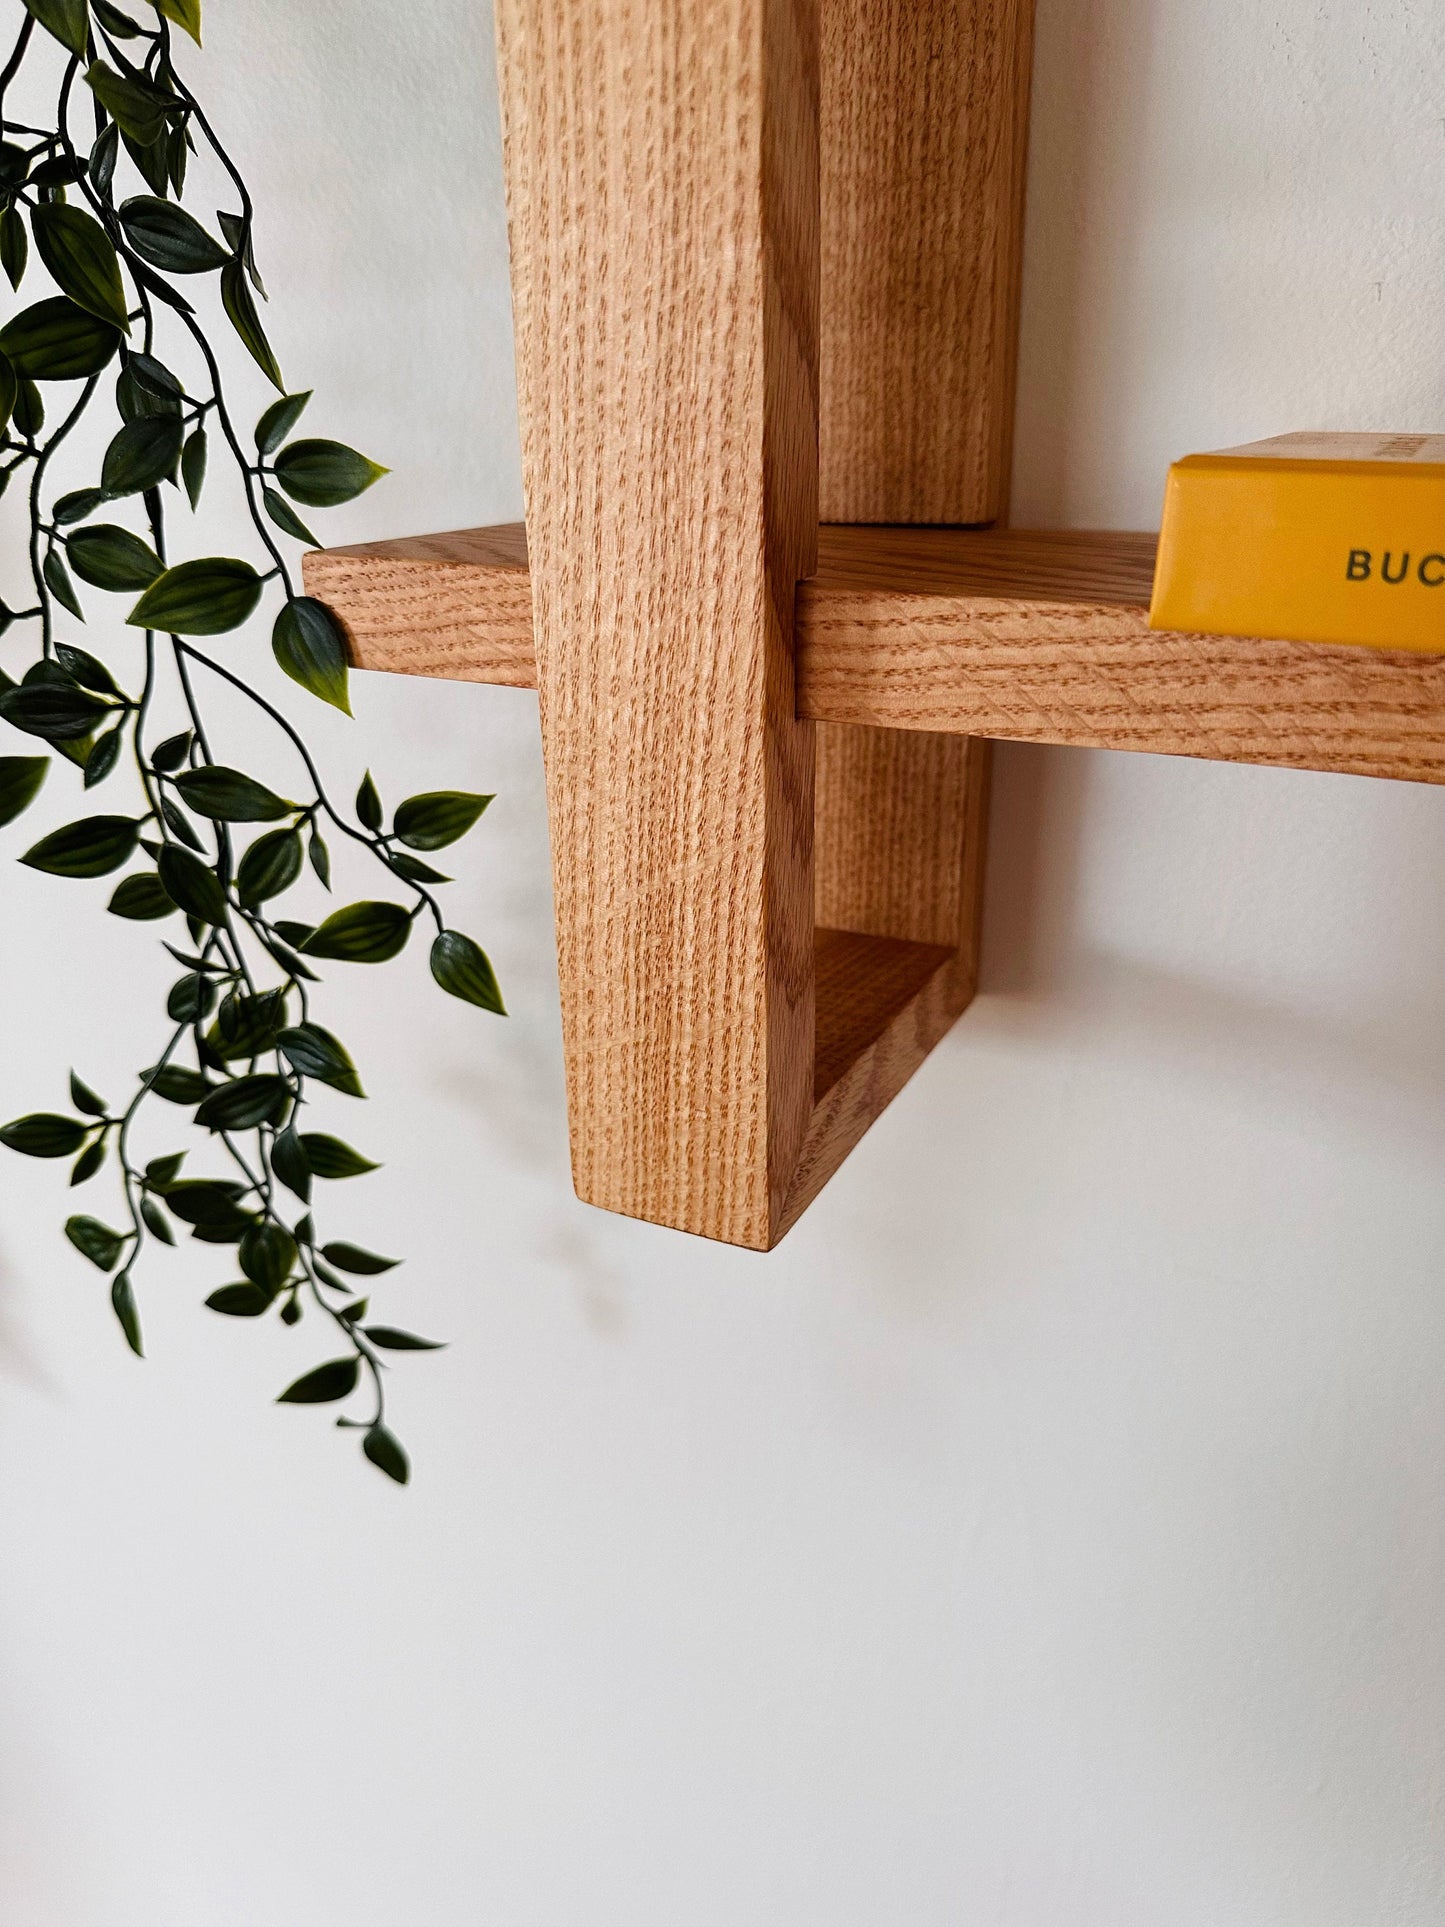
306, 524, 1445, 787
491, 0, 820, 1249
305, 524, 535, 690
301, 5, 1037, 1249
819, 0, 1036, 524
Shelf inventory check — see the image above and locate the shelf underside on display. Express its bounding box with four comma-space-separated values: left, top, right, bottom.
304, 524, 1445, 786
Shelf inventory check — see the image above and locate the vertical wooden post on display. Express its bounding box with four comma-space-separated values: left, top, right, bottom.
494, 0, 821, 1248
812, 0, 1034, 1016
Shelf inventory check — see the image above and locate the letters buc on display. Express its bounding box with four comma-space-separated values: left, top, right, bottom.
1345, 550, 1445, 586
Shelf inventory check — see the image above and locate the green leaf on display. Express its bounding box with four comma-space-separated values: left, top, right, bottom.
43, 547, 85, 621
430, 930, 505, 1014
30, 155, 89, 189
68, 522, 164, 591
194, 1073, 289, 1133
307, 828, 330, 889
255, 389, 310, 455
56, 646, 121, 699
129, 557, 263, 635
166, 968, 216, 1022
152, 732, 192, 776
147, 1064, 209, 1103
0, 756, 48, 827
299, 1133, 379, 1180
54, 486, 108, 527
1, 1113, 88, 1157
355, 770, 381, 831
69, 1070, 108, 1116
0, 680, 107, 742
174, 765, 292, 823
273, 438, 387, 508
220, 256, 282, 389
111, 1273, 143, 1356
21, 814, 138, 878
101, 416, 184, 495
82, 726, 124, 790
205, 1283, 275, 1317
89, 121, 119, 197
0, 210, 26, 293
85, 60, 178, 146
212, 987, 287, 1059
362, 1425, 409, 1484
108, 870, 175, 919
118, 194, 228, 274
261, 485, 317, 547
145, 1151, 186, 1190
93, 0, 144, 37
13, 381, 42, 444
320, 1241, 398, 1276
71, 1137, 107, 1186
364, 1327, 445, 1352
23, 0, 89, 58
163, 1179, 249, 1229
302, 901, 412, 964
181, 423, 206, 507
139, 1194, 175, 1244
270, 1125, 311, 1203
272, 597, 350, 712
154, 0, 201, 43
384, 850, 450, 886
0, 297, 120, 380
156, 843, 228, 923
239, 1221, 296, 1290
126, 350, 183, 402
66, 1214, 125, 1271
237, 825, 302, 907
31, 203, 131, 333
277, 1355, 360, 1405
276, 1022, 364, 1097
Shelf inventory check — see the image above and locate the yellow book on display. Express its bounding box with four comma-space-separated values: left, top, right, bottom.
1150, 431, 1445, 654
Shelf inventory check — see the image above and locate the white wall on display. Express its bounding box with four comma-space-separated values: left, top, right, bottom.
2, 3, 1444, 1922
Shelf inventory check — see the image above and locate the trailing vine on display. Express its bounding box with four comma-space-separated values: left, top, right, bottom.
0, 0, 504, 1482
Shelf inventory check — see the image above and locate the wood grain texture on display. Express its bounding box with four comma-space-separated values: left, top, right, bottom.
303, 524, 535, 690
782, 735, 990, 1234
819, 0, 1036, 523
814, 722, 973, 944
310, 525, 1445, 787
493, 0, 820, 1249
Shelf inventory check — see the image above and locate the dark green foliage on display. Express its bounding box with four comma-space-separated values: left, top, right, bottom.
277, 1356, 360, 1405
128, 557, 263, 635
66, 1215, 126, 1271
362, 1425, 408, 1484
174, 766, 292, 822
30, 203, 131, 334
0, 756, 48, 827
68, 524, 164, 591
0, 297, 121, 380
21, 815, 138, 878
109, 872, 176, 920
394, 790, 493, 851
273, 438, 387, 508
272, 598, 349, 711
1, 1113, 88, 1157
302, 901, 412, 963
430, 930, 506, 1013
120, 197, 229, 274
0, 20, 499, 1484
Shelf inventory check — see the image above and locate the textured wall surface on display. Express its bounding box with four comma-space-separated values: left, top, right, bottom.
2, 3, 1444, 1923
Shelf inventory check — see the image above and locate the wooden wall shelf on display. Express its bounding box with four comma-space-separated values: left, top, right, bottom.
308, 525, 1445, 788
306, 0, 1434, 1250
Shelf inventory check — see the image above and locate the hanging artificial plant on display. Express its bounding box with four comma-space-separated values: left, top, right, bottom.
0, 0, 503, 1482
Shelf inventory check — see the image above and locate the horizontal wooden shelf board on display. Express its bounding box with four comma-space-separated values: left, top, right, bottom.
303, 524, 1445, 785
813, 927, 955, 1101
